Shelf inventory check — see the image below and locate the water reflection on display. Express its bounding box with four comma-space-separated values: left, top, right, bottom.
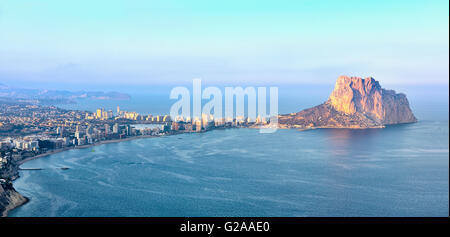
323, 128, 382, 158
10, 122, 449, 217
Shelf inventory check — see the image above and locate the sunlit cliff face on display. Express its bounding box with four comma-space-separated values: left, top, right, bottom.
328, 76, 417, 124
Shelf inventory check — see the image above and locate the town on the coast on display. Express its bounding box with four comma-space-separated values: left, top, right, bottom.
0, 103, 270, 183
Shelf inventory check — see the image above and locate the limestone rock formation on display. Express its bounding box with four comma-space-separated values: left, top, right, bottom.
279, 76, 417, 129
0, 181, 28, 217
0, 159, 28, 217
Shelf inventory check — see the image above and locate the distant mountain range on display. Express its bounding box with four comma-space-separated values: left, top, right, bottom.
0, 83, 130, 105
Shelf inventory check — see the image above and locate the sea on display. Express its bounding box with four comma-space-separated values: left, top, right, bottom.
10, 85, 449, 217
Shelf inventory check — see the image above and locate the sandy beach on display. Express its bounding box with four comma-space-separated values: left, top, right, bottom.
17, 135, 159, 166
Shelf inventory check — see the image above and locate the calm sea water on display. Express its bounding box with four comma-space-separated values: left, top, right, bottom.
9, 85, 450, 216
10, 121, 449, 217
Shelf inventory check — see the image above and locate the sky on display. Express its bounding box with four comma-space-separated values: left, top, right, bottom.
0, 0, 448, 89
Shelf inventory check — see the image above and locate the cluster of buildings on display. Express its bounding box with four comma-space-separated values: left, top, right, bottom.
0, 104, 172, 173
170, 113, 269, 132
0, 102, 271, 175
84, 106, 171, 122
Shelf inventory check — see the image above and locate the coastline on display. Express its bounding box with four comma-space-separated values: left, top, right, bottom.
17, 135, 159, 166
0, 183, 28, 217
4, 134, 159, 217
2, 121, 413, 217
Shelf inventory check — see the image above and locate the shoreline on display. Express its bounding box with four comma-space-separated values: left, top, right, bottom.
0, 185, 28, 217
5, 134, 160, 217
3, 122, 413, 217
17, 135, 159, 166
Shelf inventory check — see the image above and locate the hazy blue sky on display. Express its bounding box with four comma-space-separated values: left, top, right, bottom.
0, 0, 448, 88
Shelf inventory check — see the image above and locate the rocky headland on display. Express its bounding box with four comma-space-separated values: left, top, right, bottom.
0, 162, 28, 217
0, 75, 418, 216
279, 76, 417, 129
0, 181, 28, 217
